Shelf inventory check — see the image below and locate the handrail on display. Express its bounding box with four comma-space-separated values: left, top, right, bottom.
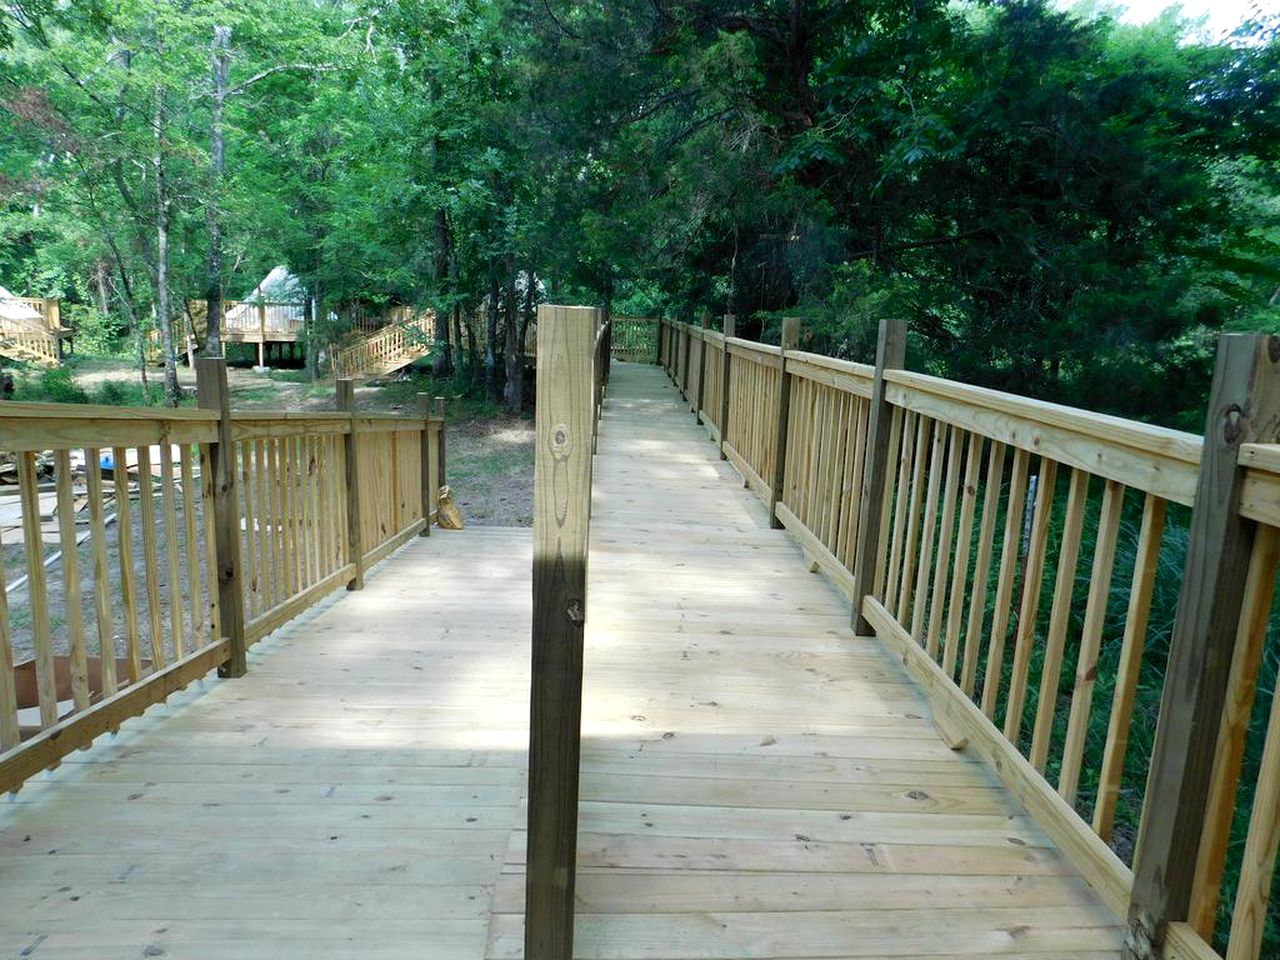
0, 358, 445, 793
610, 316, 658, 363
655, 315, 1280, 960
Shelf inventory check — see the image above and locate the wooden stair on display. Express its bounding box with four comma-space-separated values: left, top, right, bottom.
0, 318, 60, 366
329, 309, 436, 380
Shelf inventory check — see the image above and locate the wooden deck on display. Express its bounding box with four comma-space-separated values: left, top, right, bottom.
0, 362, 1123, 958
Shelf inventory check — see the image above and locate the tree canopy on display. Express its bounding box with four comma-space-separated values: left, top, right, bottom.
1, 0, 1277, 422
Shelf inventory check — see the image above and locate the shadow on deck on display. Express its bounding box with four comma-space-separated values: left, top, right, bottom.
0, 363, 1121, 958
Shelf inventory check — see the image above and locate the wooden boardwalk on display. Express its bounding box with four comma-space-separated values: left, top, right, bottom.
0, 362, 1123, 958
493, 363, 1123, 958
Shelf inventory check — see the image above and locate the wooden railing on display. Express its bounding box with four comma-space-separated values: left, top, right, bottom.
0, 358, 445, 794
658, 316, 1280, 960
526, 304, 604, 960
0, 315, 62, 364
6, 297, 62, 331
330, 310, 436, 380
610, 316, 658, 363
184, 299, 305, 342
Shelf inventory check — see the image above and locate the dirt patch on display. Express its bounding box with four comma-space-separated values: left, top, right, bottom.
446, 412, 534, 527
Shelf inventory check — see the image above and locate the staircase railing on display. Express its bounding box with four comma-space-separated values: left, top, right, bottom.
0, 314, 61, 365
330, 310, 436, 380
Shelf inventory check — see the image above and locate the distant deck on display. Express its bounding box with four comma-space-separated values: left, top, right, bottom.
0, 363, 1122, 958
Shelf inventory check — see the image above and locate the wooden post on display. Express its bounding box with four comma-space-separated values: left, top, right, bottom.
195, 357, 247, 678
433, 396, 447, 490
719, 315, 735, 459
417, 394, 434, 538
693, 316, 710, 420
257, 302, 267, 368
767, 317, 802, 529
850, 318, 908, 634
1123, 333, 1280, 959
526, 304, 596, 960
336, 379, 365, 590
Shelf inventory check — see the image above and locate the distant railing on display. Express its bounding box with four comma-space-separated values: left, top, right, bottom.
659, 316, 1280, 960
610, 316, 658, 363
6, 297, 62, 332
330, 310, 436, 380
0, 359, 445, 794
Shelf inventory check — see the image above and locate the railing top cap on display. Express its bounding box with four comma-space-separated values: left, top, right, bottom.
0, 400, 220, 422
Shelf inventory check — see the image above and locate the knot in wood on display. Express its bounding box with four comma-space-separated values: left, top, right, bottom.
550, 422, 572, 456
566, 599, 585, 627
1224, 404, 1244, 444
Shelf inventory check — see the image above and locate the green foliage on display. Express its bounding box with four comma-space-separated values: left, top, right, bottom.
14, 365, 89, 403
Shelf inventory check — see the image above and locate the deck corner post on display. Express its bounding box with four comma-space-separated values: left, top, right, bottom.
195, 356, 247, 678
526, 303, 597, 960
1123, 332, 1280, 960
336, 379, 365, 590
719, 314, 736, 460
433, 395, 447, 490
416, 393, 444, 538
767, 317, 802, 529
850, 317, 908, 634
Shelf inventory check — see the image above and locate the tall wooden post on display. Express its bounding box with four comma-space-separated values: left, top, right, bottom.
850, 318, 908, 634
416, 394, 438, 538
526, 304, 596, 960
719, 315, 735, 459
767, 317, 802, 529
433, 396, 447, 491
336, 379, 365, 590
1123, 334, 1280, 959
195, 357, 247, 678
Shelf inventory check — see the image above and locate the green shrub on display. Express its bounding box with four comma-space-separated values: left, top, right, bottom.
14, 366, 90, 404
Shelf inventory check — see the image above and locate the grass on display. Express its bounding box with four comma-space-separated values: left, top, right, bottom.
9, 363, 188, 407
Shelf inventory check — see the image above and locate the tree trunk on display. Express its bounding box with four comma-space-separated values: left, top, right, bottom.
453, 303, 465, 379
306, 285, 321, 380
105, 234, 150, 402
153, 84, 180, 407
204, 24, 231, 357
94, 261, 111, 319
519, 264, 536, 354
465, 309, 481, 388
433, 208, 453, 376
485, 264, 500, 403
503, 251, 521, 412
